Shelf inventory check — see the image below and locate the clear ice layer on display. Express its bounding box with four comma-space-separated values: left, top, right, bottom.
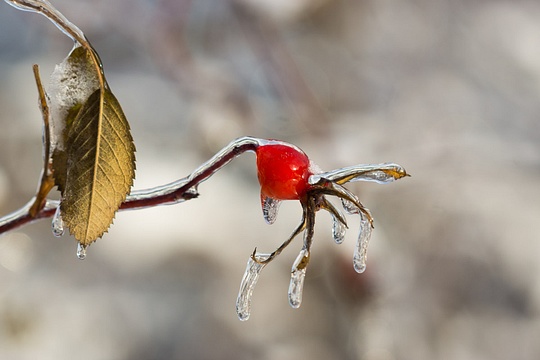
76, 242, 87, 260
51, 206, 64, 237
317, 163, 408, 184
353, 215, 372, 273
331, 213, 346, 244
341, 198, 360, 215
236, 253, 270, 321
288, 249, 309, 309
261, 195, 281, 225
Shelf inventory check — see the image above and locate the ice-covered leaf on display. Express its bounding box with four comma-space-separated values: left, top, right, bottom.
60, 87, 135, 245
5, 1, 136, 245
49, 45, 100, 157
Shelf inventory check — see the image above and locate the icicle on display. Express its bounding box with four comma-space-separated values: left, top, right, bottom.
76, 242, 87, 260
51, 206, 64, 237
236, 253, 270, 321
261, 195, 281, 225
353, 215, 372, 273
288, 249, 310, 309
331, 213, 346, 244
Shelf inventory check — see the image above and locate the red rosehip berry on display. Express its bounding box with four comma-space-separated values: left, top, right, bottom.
256, 143, 312, 200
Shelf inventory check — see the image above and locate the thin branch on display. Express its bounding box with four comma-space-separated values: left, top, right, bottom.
0, 136, 261, 235
5, 0, 86, 45
28, 64, 55, 217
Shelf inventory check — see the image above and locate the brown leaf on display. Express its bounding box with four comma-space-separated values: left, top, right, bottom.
60, 88, 136, 244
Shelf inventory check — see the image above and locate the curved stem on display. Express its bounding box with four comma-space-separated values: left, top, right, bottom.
0, 137, 261, 234
5, 0, 86, 45
28, 64, 55, 217
251, 208, 307, 265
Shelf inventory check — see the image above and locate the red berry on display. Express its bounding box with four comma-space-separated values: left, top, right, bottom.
256, 143, 311, 200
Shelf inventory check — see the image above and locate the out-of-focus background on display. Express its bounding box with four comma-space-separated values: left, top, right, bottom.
1, 0, 540, 359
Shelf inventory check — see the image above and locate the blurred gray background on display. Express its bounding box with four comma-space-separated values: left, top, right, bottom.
1, 0, 540, 359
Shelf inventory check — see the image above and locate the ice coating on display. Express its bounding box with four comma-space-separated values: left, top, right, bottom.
236, 253, 270, 321
331, 213, 346, 244
3, 1, 96, 153
341, 198, 360, 215
4, 0, 86, 42
353, 215, 372, 273
76, 242, 87, 260
48, 45, 100, 152
51, 206, 64, 237
318, 163, 408, 185
261, 195, 281, 225
288, 249, 309, 309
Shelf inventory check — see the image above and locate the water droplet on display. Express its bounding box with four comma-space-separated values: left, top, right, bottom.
236, 253, 270, 321
288, 249, 309, 309
261, 195, 281, 225
331, 214, 347, 244
76, 243, 87, 260
51, 206, 64, 237
353, 216, 372, 273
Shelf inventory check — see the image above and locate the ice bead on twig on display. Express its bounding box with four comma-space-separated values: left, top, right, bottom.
261, 195, 281, 225
51, 206, 64, 237
76, 242, 87, 260
288, 249, 310, 309
236, 253, 270, 321
353, 214, 372, 273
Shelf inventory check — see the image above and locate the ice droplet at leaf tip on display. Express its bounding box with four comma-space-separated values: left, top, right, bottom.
76, 242, 87, 260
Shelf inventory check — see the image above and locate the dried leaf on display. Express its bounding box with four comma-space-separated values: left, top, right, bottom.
5, 0, 136, 245
60, 88, 136, 244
